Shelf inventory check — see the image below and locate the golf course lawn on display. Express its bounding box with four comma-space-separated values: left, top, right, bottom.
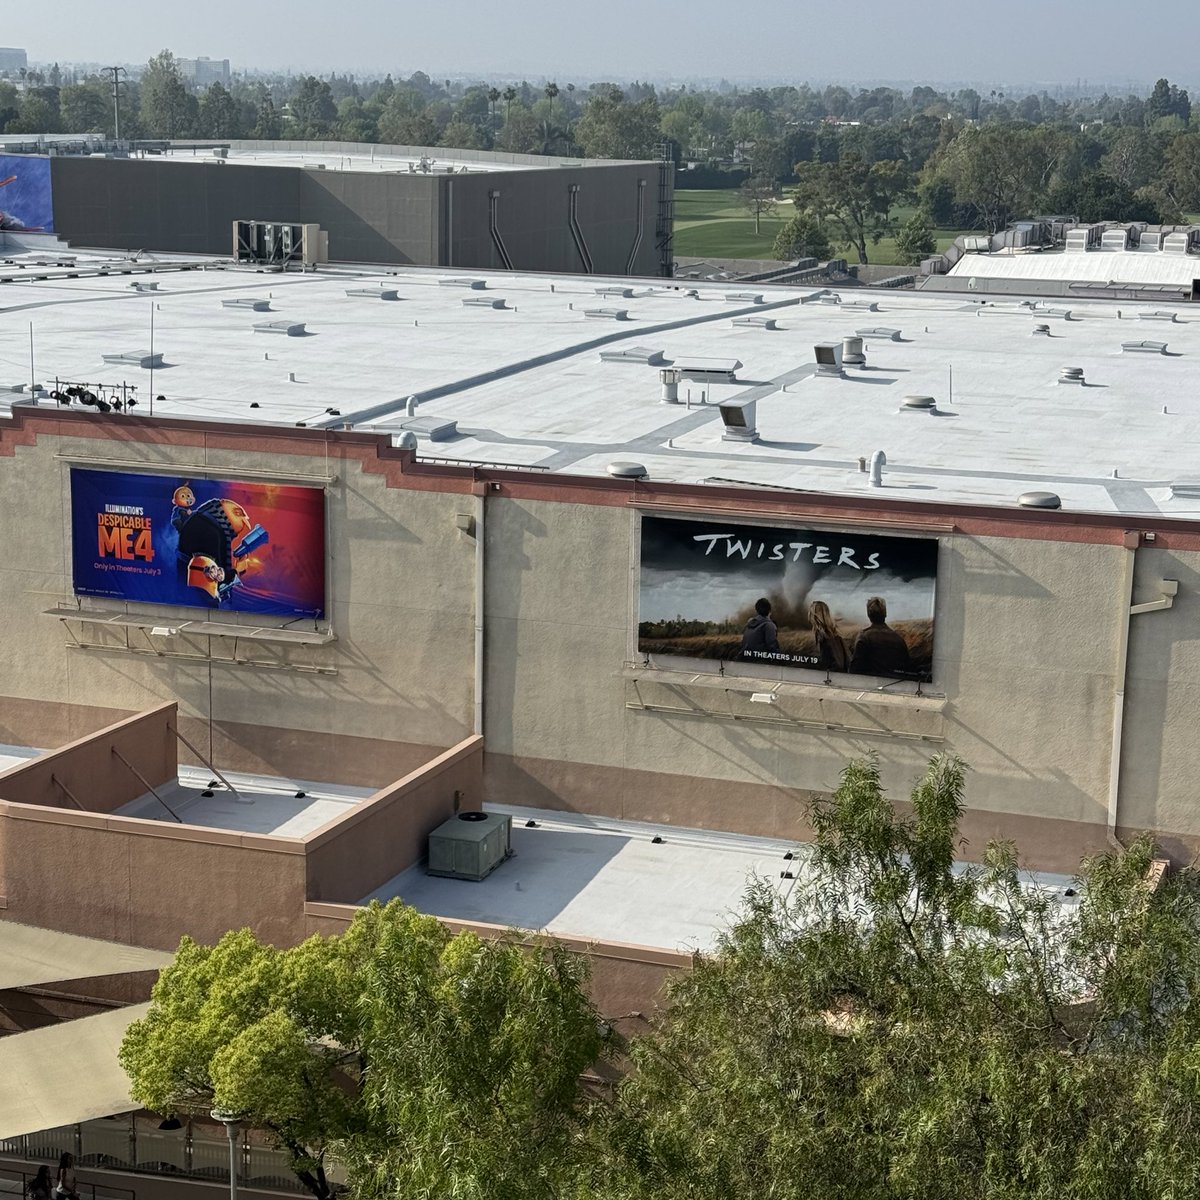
674, 189, 969, 265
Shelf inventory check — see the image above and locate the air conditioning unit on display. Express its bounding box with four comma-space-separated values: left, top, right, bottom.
427, 811, 512, 881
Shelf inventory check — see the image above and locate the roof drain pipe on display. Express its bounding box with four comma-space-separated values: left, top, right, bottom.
488, 190, 515, 271
473, 484, 487, 738
568, 184, 594, 274
625, 179, 647, 275
1107, 532, 1178, 850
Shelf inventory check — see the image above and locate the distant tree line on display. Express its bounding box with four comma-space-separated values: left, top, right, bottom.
4, 53, 1199, 266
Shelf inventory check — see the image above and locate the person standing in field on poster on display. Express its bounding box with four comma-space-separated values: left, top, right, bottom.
740, 597, 780, 661
809, 600, 848, 672
849, 596, 911, 677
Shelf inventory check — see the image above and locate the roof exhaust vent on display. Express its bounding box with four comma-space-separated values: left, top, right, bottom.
842, 336, 865, 365
607, 460, 648, 479
719, 399, 759, 442
1032, 323, 1051, 336
900, 394, 936, 412
814, 342, 845, 377
659, 368, 681, 403
1018, 491, 1062, 509
1058, 366, 1085, 385
397, 431, 418, 450
1122, 340, 1168, 355
1170, 479, 1200, 499
462, 296, 509, 309
869, 450, 886, 487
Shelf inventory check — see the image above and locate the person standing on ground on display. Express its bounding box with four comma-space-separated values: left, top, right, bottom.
26, 1165, 52, 1200
54, 1153, 79, 1200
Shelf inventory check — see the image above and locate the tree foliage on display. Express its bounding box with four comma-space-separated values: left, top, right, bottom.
593, 753, 1200, 1200
793, 155, 910, 264
894, 209, 938, 264
139, 50, 196, 138
120, 900, 604, 1200
772, 212, 832, 262
738, 174, 777, 234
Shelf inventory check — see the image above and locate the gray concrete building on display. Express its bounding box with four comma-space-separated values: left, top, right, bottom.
0, 47, 27, 75
36, 140, 671, 275
176, 56, 231, 86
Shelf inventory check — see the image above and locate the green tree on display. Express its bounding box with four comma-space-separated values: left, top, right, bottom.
575, 87, 662, 159
599, 752, 1200, 1200
197, 82, 242, 139
251, 92, 282, 140
139, 50, 195, 138
8, 89, 63, 135
59, 81, 109, 133
738, 174, 777, 234
120, 900, 604, 1200
772, 212, 833, 261
894, 209, 938, 264
793, 155, 910, 264
288, 75, 337, 138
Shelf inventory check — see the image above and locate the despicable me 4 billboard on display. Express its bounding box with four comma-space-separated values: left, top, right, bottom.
71, 469, 326, 619
637, 515, 937, 682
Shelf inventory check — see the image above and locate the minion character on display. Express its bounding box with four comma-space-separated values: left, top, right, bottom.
175, 496, 268, 605
186, 555, 226, 602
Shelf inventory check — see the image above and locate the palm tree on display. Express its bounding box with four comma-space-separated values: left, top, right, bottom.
487, 87, 501, 132
503, 86, 517, 124
544, 81, 560, 103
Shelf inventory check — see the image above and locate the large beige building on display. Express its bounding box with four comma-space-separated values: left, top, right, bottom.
0, 237, 1197, 1193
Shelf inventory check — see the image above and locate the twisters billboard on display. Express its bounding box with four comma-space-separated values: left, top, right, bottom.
71, 469, 326, 619
637, 515, 937, 682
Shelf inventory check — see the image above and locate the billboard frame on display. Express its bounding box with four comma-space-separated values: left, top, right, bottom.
630, 507, 943, 688
60, 459, 333, 635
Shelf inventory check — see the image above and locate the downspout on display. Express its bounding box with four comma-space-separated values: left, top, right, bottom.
473, 486, 486, 737
1107, 532, 1177, 850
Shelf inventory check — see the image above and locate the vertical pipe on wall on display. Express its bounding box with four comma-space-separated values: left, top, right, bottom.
474, 490, 486, 737
1107, 536, 1137, 850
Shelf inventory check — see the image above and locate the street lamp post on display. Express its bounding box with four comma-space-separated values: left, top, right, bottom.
210, 1108, 244, 1200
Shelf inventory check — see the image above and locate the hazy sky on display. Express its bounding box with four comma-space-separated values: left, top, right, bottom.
7, 0, 1198, 88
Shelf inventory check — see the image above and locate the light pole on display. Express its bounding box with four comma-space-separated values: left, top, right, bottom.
210, 1108, 244, 1200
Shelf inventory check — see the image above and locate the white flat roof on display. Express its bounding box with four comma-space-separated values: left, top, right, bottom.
159, 146, 538, 174
116, 765, 370, 837
8, 260, 1200, 516
365, 803, 1080, 954
949, 247, 1200, 286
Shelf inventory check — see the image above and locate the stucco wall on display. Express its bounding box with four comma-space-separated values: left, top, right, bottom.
304, 736, 484, 903
0, 703, 176, 813
3, 409, 1200, 874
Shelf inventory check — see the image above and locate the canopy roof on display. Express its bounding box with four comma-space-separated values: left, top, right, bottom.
0, 920, 172, 989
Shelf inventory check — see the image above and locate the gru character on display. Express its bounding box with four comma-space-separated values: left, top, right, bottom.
175, 495, 269, 604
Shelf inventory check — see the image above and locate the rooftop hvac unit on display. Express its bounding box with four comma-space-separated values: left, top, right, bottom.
233, 220, 327, 266
427, 811, 512, 881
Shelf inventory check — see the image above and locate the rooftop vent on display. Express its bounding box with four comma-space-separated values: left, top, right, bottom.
599, 345, 664, 364
462, 296, 509, 309
394, 414, 458, 442
1170, 479, 1200, 499
594, 285, 635, 298
254, 320, 306, 336
345, 287, 401, 300
222, 297, 271, 311
581, 307, 630, 320
814, 342, 845, 377
439, 276, 487, 289
724, 291, 764, 304
676, 358, 741, 383
731, 315, 778, 329
857, 326, 901, 341
129, 281, 160, 292
1100, 229, 1129, 252
427, 811, 511, 881
1122, 340, 1168, 354
1139, 309, 1179, 322
1018, 491, 1062, 509
841, 299, 880, 313
1033, 323, 1051, 335
607, 460, 648, 479
1162, 232, 1190, 255
900, 394, 936, 411
1065, 229, 1092, 253
1058, 366, 1085, 385
1042, 307, 1074, 320
396, 431, 418, 451
818, 293, 842, 306
842, 335, 865, 365
719, 398, 759, 442
101, 351, 164, 369
659, 367, 681, 403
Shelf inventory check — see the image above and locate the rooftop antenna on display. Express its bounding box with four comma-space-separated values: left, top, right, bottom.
28, 321, 34, 397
